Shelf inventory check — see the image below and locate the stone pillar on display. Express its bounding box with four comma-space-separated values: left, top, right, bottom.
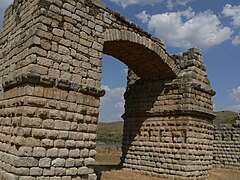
0, 0, 105, 179
0, 0, 215, 179
122, 48, 215, 179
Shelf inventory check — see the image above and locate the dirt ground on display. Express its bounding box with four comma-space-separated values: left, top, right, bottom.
94, 148, 240, 180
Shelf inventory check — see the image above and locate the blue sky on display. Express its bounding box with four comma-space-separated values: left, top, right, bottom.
100, 0, 240, 121
0, 0, 240, 122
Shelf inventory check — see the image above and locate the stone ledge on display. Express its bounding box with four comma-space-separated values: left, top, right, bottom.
165, 82, 216, 96
89, 0, 106, 9
2, 72, 105, 97
122, 110, 216, 121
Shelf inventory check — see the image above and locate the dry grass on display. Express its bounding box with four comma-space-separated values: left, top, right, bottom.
100, 169, 164, 180
208, 168, 240, 180
97, 121, 124, 134
94, 148, 240, 180
95, 148, 121, 165
213, 111, 238, 124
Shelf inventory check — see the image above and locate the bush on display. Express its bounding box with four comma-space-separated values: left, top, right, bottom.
97, 132, 122, 143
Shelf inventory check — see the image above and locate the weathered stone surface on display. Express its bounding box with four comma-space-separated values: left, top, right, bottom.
39, 158, 51, 168
0, 0, 216, 179
213, 116, 240, 168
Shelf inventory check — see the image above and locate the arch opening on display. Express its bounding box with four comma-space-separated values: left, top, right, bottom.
94, 55, 127, 174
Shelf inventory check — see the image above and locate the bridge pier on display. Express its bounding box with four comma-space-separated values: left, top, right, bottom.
122, 49, 215, 179
0, 0, 215, 179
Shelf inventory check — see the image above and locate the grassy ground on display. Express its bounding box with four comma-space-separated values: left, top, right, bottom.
95, 111, 239, 179
94, 148, 240, 180
96, 111, 238, 144
97, 121, 123, 143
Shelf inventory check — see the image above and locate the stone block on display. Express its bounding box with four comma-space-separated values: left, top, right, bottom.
53, 28, 64, 37
55, 120, 71, 130
42, 139, 54, 147
78, 167, 89, 175
18, 147, 33, 157
55, 168, 66, 175
65, 158, 75, 167
58, 149, 69, 157
47, 148, 58, 157
65, 140, 76, 148
43, 119, 55, 129
39, 158, 51, 167
66, 168, 78, 175
84, 158, 95, 166
15, 157, 38, 167
54, 140, 66, 148
30, 167, 43, 176
52, 158, 65, 167
12, 167, 30, 176
69, 149, 80, 158
58, 45, 70, 55
33, 147, 46, 157
32, 129, 46, 138
43, 167, 55, 176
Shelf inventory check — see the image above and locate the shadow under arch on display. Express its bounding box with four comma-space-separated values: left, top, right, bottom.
103, 29, 180, 80
95, 28, 178, 177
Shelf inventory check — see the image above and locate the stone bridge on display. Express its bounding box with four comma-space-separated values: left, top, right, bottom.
0, 0, 215, 179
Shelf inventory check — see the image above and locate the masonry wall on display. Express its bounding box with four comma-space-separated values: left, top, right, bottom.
0, 0, 105, 179
0, 0, 215, 179
122, 48, 215, 179
213, 119, 240, 168
122, 117, 213, 179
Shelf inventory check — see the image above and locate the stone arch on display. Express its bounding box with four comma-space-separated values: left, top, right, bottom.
103, 29, 180, 79
0, 0, 216, 180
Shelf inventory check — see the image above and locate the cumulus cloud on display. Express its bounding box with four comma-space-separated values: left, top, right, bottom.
100, 85, 125, 121
137, 8, 232, 49
109, 0, 161, 8
227, 86, 240, 112
110, 0, 193, 9
230, 86, 240, 102
232, 33, 240, 46
167, 0, 192, 10
115, 102, 125, 109
222, 4, 240, 27
101, 85, 125, 102
136, 10, 151, 23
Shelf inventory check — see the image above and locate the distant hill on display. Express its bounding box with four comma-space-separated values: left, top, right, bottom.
97, 121, 124, 134
97, 121, 124, 143
213, 111, 238, 124
97, 111, 238, 142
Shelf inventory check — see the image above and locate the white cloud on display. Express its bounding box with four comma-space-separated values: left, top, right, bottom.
232, 33, 240, 46
222, 4, 240, 27
136, 10, 151, 23
137, 8, 232, 49
121, 68, 128, 76
230, 86, 240, 102
109, 0, 192, 9
167, 0, 192, 10
100, 85, 125, 122
115, 102, 124, 109
224, 86, 240, 113
101, 85, 125, 103
109, 0, 161, 8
